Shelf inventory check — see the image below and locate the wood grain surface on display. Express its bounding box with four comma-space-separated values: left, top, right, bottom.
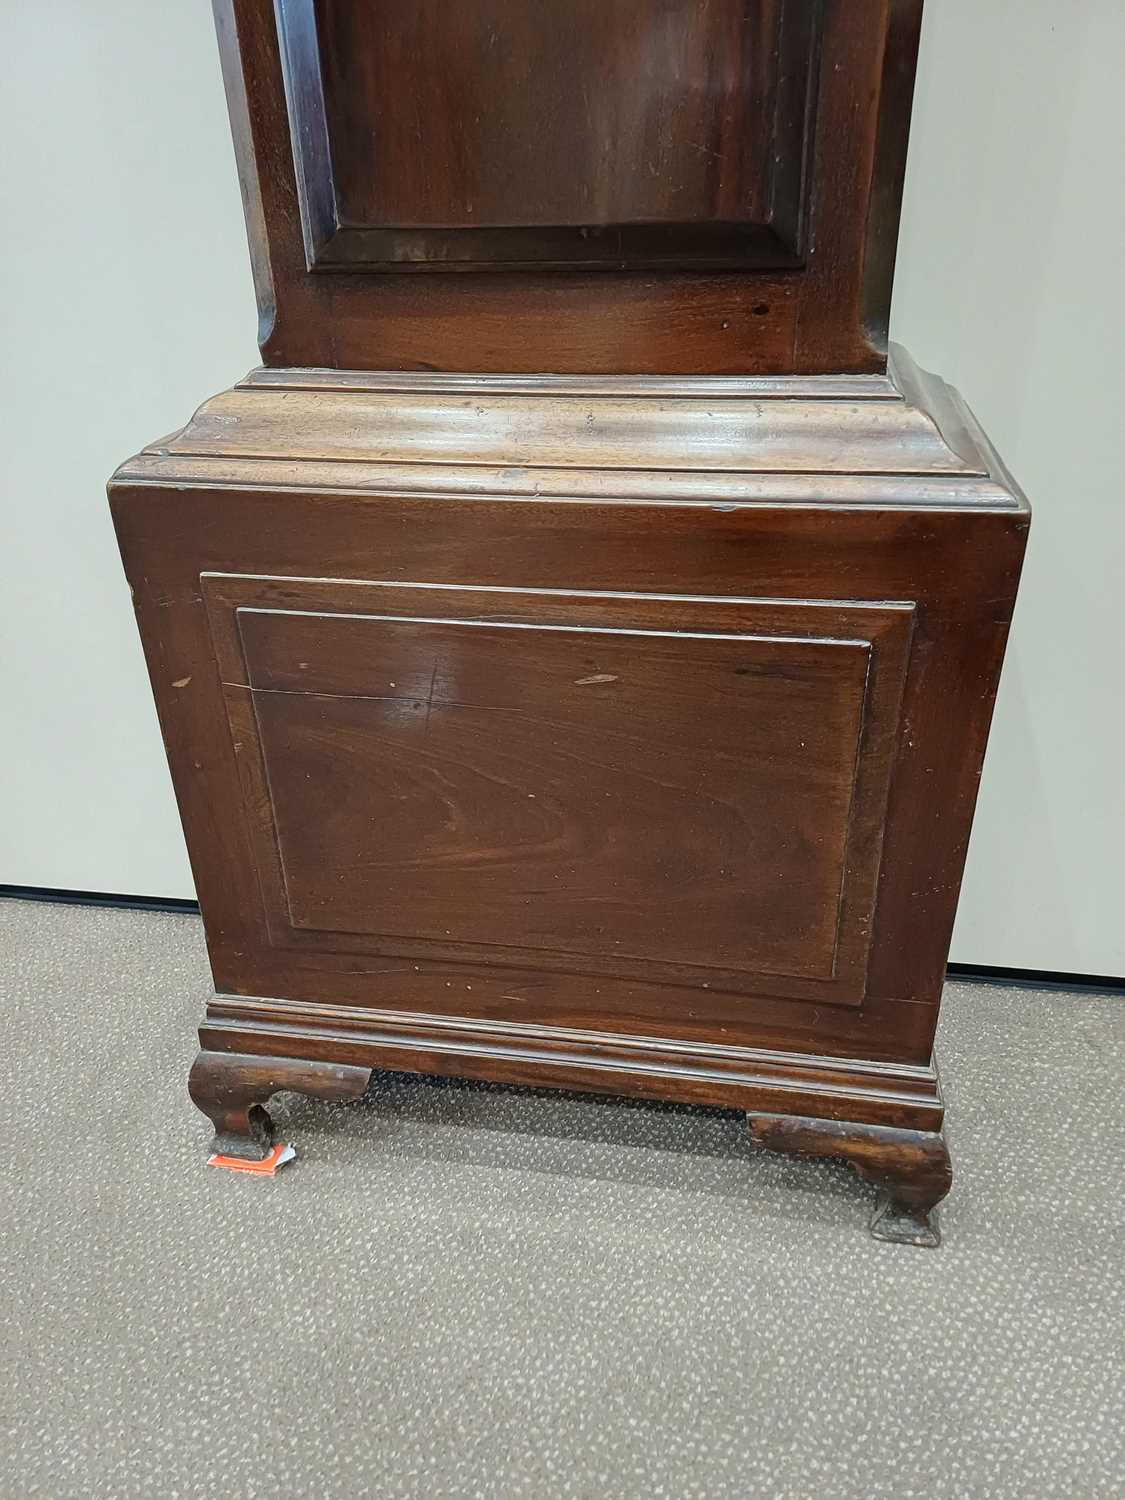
205, 584, 914, 1005
213, 0, 923, 372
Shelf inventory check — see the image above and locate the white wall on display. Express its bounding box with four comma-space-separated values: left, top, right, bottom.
890, 0, 1125, 975
1, 1, 1122, 975
1, 2, 257, 896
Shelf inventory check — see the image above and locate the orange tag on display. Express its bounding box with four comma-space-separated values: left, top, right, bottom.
206, 1143, 296, 1176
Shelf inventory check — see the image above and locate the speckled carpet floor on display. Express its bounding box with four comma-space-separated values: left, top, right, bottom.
1, 898, 1123, 1499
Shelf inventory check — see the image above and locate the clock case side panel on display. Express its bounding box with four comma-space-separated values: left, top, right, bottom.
107, 491, 1023, 1123
108, 386, 1027, 1109
200, 577, 914, 1009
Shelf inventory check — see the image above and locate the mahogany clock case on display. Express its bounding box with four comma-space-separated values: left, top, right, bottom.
109, 0, 1028, 1246
110, 349, 1029, 1247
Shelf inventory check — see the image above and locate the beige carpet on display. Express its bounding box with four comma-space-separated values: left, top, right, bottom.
1, 897, 1123, 1498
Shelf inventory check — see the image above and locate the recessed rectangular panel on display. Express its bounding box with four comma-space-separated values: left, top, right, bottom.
239, 607, 866, 982
280, 0, 820, 269
203, 576, 915, 1009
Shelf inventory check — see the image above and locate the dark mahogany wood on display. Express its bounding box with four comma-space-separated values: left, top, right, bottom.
197, 997, 947, 1132
298, 0, 813, 268
214, 0, 923, 372
188, 1049, 373, 1159
748, 1112, 953, 1247
206, 578, 914, 1007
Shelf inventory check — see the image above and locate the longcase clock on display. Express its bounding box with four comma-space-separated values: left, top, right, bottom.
110, 0, 1029, 1246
